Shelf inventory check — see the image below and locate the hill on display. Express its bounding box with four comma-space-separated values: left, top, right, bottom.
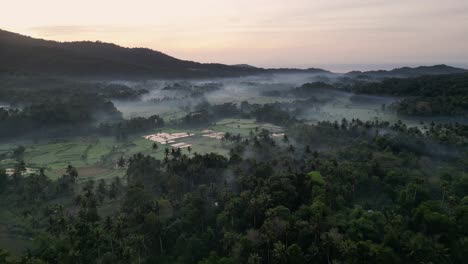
0, 29, 328, 78
351, 72, 468, 116
346, 64, 467, 79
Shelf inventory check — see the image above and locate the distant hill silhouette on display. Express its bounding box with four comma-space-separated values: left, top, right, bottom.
0, 29, 328, 78
346, 65, 467, 79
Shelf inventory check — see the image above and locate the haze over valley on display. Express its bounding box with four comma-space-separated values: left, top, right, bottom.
1, 2, 468, 263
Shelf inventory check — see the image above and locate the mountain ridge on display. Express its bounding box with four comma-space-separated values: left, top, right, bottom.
345, 64, 467, 78
0, 29, 328, 78
2, 29, 466, 79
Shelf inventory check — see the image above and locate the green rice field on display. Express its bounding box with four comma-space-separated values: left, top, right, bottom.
0, 119, 283, 180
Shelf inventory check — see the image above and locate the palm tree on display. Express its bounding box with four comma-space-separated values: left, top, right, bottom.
187, 146, 192, 155
176, 148, 182, 158
152, 142, 158, 151
66, 164, 78, 182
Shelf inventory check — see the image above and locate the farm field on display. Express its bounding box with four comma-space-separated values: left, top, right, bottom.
0, 119, 284, 180
212, 118, 284, 134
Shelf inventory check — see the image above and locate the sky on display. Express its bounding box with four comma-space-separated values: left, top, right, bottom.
2, 0, 468, 71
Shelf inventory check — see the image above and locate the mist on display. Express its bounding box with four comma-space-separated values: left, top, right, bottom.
108, 73, 418, 127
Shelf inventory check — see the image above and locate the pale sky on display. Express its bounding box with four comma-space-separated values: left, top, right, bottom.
2, 0, 468, 71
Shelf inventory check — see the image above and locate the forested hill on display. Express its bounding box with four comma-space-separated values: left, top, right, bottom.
351, 72, 468, 96
346, 65, 467, 79
352, 73, 468, 116
0, 29, 328, 78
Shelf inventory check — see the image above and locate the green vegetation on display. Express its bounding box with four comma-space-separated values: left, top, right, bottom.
308, 171, 325, 185
351, 73, 468, 116
0, 95, 122, 140
1, 27, 468, 264
0, 119, 282, 179
1, 115, 467, 263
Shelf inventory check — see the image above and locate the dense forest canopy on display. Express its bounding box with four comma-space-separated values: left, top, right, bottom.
350, 73, 468, 117
351, 73, 468, 97
1, 100, 468, 263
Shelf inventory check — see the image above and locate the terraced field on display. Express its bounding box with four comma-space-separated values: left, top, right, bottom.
0, 119, 283, 180
212, 118, 284, 135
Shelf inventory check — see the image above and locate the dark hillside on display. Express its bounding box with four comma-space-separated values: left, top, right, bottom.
0, 29, 328, 78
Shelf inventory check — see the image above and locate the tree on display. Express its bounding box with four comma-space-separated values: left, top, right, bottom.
164, 147, 170, 157
97, 179, 107, 203
0, 169, 7, 192
117, 156, 126, 168
176, 148, 182, 158
152, 142, 158, 151
109, 182, 117, 199
272, 241, 287, 264
144, 212, 164, 254
66, 164, 79, 182
247, 253, 262, 264
0, 248, 10, 264
188, 146, 192, 155
286, 244, 305, 263
108, 177, 122, 199
13, 145, 26, 161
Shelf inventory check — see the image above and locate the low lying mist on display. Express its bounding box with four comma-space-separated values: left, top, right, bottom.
107, 72, 467, 127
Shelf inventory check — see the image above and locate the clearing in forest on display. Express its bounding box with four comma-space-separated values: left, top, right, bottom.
143, 132, 195, 144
